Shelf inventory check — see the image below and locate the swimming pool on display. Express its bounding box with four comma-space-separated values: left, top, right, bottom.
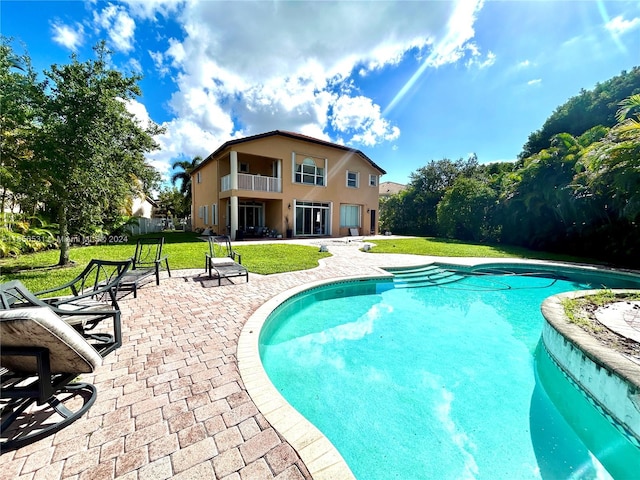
258, 264, 640, 479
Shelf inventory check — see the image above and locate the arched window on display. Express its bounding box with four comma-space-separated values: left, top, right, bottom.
294, 155, 325, 186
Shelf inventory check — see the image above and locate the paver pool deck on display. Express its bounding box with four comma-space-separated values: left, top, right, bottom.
2, 237, 639, 479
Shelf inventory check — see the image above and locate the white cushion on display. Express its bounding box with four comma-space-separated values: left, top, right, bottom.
209, 257, 235, 266
0, 307, 102, 373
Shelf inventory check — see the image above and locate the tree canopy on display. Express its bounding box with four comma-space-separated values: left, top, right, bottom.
382, 68, 640, 267
2, 39, 163, 264
171, 155, 202, 211
520, 66, 640, 159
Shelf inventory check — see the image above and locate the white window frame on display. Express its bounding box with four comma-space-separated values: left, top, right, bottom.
369, 174, 378, 187
196, 171, 202, 184
339, 204, 361, 228
211, 203, 218, 225
346, 171, 359, 188
292, 152, 326, 186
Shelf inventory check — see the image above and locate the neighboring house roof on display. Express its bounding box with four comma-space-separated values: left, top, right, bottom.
193, 130, 387, 175
379, 181, 407, 196
131, 195, 159, 218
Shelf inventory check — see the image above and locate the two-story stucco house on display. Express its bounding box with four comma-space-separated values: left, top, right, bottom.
191, 130, 386, 240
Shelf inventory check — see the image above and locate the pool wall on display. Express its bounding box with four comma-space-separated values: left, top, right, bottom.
541, 290, 640, 445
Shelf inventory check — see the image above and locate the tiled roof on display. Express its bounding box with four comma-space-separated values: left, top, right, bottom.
379, 181, 407, 196
193, 130, 386, 174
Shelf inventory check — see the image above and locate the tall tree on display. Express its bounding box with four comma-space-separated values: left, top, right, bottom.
569, 95, 640, 261
171, 155, 202, 209
32, 42, 163, 265
157, 186, 191, 219
436, 177, 497, 242
519, 67, 640, 158
0, 39, 44, 215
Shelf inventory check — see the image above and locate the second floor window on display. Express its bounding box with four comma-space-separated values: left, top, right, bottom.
346, 171, 359, 188
295, 157, 325, 186
369, 174, 378, 187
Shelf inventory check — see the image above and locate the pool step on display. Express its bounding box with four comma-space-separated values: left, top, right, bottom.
391, 266, 465, 288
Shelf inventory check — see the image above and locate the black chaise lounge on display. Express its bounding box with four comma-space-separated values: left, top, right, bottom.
1, 306, 103, 452
0, 259, 131, 357
119, 237, 171, 298
205, 235, 249, 286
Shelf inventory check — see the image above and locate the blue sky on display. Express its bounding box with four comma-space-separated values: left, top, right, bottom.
2, 1, 639, 185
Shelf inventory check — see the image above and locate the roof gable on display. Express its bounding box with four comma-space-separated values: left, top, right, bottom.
193, 130, 386, 175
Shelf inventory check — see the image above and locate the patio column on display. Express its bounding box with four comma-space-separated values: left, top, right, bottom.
230, 151, 238, 190
230, 195, 238, 240
276, 159, 282, 192
229, 151, 239, 240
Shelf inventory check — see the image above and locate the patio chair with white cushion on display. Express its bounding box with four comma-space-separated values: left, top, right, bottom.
1, 307, 102, 452
0, 259, 131, 357
204, 235, 248, 286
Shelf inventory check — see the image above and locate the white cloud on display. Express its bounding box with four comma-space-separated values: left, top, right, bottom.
93, 4, 136, 53
605, 15, 640, 36
426, 0, 483, 68
517, 60, 531, 69
122, 0, 486, 166
478, 51, 496, 69
527, 79, 542, 86
148, 50, 169, 77
465, 44, 496, 69
127, 58, 142, 73
123, 98, 152, 128
331, 95, 400, 146
121, 0, 183, 21
150, 118, 220, 177
50, 21, 84, 51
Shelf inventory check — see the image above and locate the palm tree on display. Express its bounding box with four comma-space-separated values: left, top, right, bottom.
616, 94, 640, 131
171, 155, 202, 206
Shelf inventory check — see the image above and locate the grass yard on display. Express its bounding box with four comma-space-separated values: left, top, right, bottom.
1, 232, 598, 292
0, 231, 331, 292
367, 236, 597, 263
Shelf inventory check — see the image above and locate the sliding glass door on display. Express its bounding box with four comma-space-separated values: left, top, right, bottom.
295, 201, 330, 236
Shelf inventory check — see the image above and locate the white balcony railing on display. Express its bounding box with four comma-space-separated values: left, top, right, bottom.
221, 173, 281, 193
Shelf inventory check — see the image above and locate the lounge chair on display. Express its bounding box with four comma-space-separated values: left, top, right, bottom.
119, 237, 171, 298
1, 306, 102, 452
205, 235, 248, 286
1, 258, 131, 357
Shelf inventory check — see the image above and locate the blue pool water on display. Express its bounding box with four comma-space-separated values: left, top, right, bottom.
260, 267, 640, 479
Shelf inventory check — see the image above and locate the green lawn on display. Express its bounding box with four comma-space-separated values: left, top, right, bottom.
0, 232, 331, 292
1, 232, 599, 292
366, 236, 598, 263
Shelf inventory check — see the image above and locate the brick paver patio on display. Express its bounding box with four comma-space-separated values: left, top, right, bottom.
1, 238, 425, 480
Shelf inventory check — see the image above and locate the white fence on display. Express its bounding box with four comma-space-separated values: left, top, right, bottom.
127, 217, 171, 236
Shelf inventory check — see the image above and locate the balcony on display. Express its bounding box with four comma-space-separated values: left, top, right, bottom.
221, 173, 281, 193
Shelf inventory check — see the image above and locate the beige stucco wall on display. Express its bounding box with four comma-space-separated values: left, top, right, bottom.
192, 158, 221, 232
192, 134, 383, 237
